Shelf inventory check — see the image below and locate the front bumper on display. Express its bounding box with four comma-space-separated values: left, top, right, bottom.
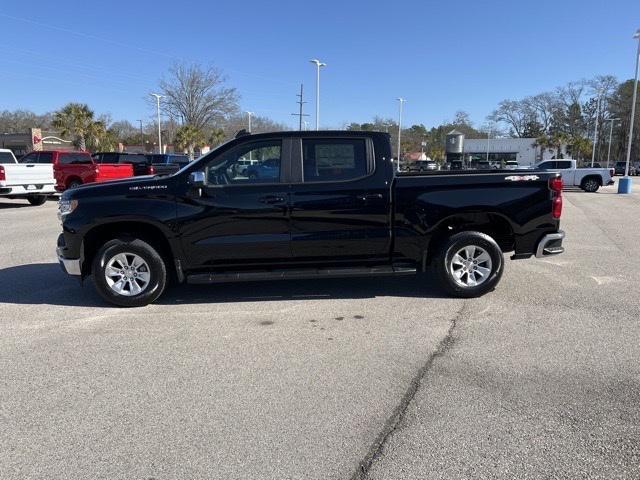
58, 251, 81, 276
57, 233, 81, 276
535, 230, 565, 258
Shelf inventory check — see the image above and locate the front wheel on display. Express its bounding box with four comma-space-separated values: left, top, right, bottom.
27, 194, 47, 206
92, 238, 167, 307
433, 231, 504, 298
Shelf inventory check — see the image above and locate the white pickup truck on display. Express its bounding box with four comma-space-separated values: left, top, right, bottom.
534, 159, 615, 192
0, 148, 56, 205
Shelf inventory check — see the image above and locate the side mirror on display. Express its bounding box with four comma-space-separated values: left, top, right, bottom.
189, 171, 206, 188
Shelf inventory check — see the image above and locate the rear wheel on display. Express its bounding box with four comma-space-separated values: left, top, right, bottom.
433, 231, 504, 298
26, 194, 47, 206
581, 177, 600, 192
92, 238, 167, 307
67, 179, 82, 189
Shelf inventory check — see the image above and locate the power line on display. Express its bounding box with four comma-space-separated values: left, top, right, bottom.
291, 84, 309, 131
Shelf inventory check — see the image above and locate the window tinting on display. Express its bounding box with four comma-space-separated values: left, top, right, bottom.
120, 154, 148, 164
556, 161, 572, 169
0, 152, 16, 163
59, 153, 90, 164
302, 139, 368, 182
38, 152, 53, 164
18, 152, 39, 164
206, 140, 282, 185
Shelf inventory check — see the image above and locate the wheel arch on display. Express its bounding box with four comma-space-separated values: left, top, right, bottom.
423, 212, 515, 269
81, 220, 181, 281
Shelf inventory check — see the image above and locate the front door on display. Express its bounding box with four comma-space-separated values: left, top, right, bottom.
177, 138, 291, 270
289, 136, 392, 264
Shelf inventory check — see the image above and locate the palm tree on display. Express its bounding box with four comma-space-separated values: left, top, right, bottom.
209, 128, 226, 147
175, 124, 205, 159
52, 103, 105, 151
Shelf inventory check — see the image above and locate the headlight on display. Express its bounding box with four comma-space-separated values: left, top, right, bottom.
57, 198, 78, 220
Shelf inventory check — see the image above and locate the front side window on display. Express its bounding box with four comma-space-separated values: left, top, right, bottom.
19, 152, 39, 164
538, 161, 556, 170
302, 138, 368, 182
205, 140, 281, 185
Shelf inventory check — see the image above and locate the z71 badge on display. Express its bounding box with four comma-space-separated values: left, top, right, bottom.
505, 175, 540, 181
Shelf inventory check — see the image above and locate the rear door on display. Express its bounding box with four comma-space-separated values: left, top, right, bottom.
289, 136, 392, 264
177, 137, 292, 269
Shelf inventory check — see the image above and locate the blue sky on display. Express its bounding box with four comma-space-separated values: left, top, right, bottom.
1, 0, 638, 130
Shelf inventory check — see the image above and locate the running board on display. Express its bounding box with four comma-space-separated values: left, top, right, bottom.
186, 265, 417, 284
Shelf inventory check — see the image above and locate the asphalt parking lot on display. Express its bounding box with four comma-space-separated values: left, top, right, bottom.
1, 183, 639, 479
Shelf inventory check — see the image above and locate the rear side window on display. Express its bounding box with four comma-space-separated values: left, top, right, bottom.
120, 154, 148, 164
556, 161, 572, 169
96, 153, 116, 164
0, 152, 16, 163
59, 153, 90, 164
302, 138, 368, 182
38, 152, 53, 164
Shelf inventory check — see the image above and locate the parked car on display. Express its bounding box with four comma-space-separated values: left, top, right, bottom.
34, 150, 135, 192
0, 149, 55, 205
614, 161, 638, 176
245, 158, 280, 180
92, 152, 155, 177
535, 159, 614, 192
409, 160, 438, 172
57, 130, 565, 307
449, 160, 464, 170
145, 154, 191, 176
504, 160, 520, 170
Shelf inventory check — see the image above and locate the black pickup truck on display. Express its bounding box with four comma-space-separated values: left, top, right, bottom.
57, 131, 565, 307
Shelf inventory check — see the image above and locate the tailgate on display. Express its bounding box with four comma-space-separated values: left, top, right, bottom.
1, 164, 55, 187
97, 164, 134, 181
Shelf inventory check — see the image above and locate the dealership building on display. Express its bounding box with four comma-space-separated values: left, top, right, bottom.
445, 130, 568, 167
0, 128, 74, 157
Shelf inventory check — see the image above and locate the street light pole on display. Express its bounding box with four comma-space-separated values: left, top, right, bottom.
619, 29, 640, 193
486, 127, 491, 163
591, 90, 602, 167
310, 59, 326, 131
137, 119, 144, 144
246, 111, 254, 132
150, 93, 163, 154
397, 98, 406, 173
605, 117, 620, 168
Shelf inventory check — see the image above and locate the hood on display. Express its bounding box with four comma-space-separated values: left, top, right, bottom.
63, 175, 170, 200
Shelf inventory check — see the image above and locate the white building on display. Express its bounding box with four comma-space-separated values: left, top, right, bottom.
462, 138, 568, 167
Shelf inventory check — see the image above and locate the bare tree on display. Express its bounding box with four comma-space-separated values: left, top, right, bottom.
158, 63, 239, 130
523, 92, 559, 133
488, 100, 534, 137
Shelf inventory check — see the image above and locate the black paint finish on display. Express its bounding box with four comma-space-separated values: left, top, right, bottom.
58, 131, 562, 280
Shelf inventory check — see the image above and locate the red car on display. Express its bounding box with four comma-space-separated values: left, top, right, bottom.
18, 151, 134, 191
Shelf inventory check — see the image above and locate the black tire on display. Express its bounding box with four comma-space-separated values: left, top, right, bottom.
27, 194, 47, 206
248, 172, 258, 180
92, 238, 167, 307
433, 231, 504, 298
67, 179, 82, 189
581, 177, 600, 193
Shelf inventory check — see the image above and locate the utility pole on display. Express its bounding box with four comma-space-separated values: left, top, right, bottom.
397, 98, 406, 172
309, 59, 326, 130
246, 111, 254, 132
137, 119, 144, 145
591, 90, 602, 167
291, 83, 309, 130
605, 118, 620, 168
149, 93, 163, 154
619, 28, 640, 193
